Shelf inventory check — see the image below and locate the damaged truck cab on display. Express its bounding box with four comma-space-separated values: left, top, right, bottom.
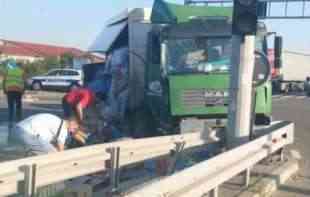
90, 1, 273, 136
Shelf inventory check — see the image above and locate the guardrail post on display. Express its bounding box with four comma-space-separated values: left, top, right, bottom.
21, 164, 37, 197
210, 186, 218, 197
107, 147, 121, 194
279, 148, 285, 162
168, 141, 186, 174
244, 167, 251, 187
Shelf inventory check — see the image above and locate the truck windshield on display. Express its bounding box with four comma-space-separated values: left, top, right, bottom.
165, 37, 232, 74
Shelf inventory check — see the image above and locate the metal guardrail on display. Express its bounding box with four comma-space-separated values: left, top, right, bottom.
125, 121, 294, 197
0, 121, 294, 197
0, 131, 216, 196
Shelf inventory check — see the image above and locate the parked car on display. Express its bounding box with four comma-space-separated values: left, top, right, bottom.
27, 68, 83, 91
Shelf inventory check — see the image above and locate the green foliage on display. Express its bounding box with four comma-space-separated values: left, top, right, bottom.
60, 53, 74, 68
1, 53, 75, 78
23, 56, 61, 78
0, 62, 5, 76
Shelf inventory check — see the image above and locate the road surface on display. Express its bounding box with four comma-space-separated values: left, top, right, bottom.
272, 95, 310, 197
0, 92, 309, 196
0, 92, 62, 123
0, 92, 63, 161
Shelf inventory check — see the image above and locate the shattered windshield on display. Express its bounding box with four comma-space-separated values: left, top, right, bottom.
164, 37, 232, 74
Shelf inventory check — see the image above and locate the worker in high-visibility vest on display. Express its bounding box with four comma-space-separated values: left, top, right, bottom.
2, 59, 25, 129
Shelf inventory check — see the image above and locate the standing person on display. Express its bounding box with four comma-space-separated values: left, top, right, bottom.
2, 59, 25, 130
12, 113, 87, 155
62, 87, 95, 122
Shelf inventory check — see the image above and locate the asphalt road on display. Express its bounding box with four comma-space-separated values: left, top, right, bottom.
272, 95, 310, 197
0, 94, 63, 123
0, 93, 309, 196
0, 93, 63, 161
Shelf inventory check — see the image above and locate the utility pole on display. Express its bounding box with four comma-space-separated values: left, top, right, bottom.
226, 0, 258, 148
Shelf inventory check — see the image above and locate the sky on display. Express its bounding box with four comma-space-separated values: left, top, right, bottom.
0, 0, 309, 52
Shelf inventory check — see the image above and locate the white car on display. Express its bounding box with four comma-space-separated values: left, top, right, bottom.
28, 69, 83, 91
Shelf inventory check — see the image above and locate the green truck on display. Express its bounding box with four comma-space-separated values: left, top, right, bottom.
90, 0, 278, 136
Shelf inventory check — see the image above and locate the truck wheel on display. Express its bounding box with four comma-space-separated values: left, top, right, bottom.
255, 115, 271, 125
272, 81, 281, 94
32, 81, 42, 91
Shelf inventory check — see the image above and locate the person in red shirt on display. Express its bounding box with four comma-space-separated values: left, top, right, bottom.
62, 87, 95, 122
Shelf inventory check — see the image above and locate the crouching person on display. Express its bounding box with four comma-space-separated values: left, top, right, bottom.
11, 113, 86, 156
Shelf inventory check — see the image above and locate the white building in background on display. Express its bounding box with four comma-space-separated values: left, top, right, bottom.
282, 50, 310, 81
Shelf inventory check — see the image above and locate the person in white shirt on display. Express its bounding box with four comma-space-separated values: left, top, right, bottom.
12, 113, 86, 156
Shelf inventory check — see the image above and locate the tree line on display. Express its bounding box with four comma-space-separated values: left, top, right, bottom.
0, 53, 74, 78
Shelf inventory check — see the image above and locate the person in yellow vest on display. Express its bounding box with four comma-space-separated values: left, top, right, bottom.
2, 59, 25, 129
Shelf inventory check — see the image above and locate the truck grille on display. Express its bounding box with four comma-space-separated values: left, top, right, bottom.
182, 89, 229, 108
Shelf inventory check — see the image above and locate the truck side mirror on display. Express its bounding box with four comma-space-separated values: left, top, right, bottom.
274, 36, 283, 68
253, 51, 271, 87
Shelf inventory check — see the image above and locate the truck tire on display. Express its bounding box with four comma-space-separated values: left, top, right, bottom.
272, 80, 281, 94
255, 115, 271, 125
